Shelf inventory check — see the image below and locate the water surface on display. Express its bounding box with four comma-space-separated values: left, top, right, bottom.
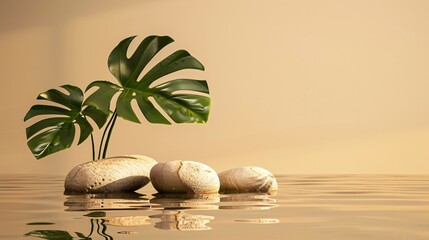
0, 174, 428, 239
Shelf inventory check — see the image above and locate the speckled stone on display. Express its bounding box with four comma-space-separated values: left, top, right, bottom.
218, 167, 278, 194
64, 155, 157, 193
150, 161, 220, 194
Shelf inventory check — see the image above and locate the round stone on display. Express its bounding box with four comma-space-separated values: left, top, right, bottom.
64, 155, 157, 193
218, 167, 278, 194
150, 161, 220, 194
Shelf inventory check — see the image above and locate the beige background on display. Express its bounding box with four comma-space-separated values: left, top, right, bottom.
0, 0, 428, 175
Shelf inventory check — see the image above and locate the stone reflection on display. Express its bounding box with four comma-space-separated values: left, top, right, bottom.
104, 215, 150, 227
54, 191, 278, 235
151, 210, 214, 231
147, 193, 218, 231
64, 192, 150, 211
61, 193, 220, 233
235, 218, 280, 224
219, 193, 279, 210
64, 191, 277, 211
150, 193, 220, 210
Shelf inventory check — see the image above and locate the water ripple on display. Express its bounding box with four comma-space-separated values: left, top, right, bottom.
1, 174, 429, 239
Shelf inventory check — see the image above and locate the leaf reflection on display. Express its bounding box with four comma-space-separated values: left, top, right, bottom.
25, 230, 77, 240
25, 212, 113, 240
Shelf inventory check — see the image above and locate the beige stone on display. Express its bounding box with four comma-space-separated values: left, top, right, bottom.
64, 155, 157, 193
150, 161, 220, 194
218, 167, 278, 194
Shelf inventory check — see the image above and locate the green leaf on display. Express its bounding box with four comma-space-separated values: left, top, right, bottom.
139, 50, 205, 89
37, 85, 83, 110
108, 35, 174, 87
154, 94, 210, 123
24, 105, 73, 120
24, 85, 108, 159
75, 116, 93, 145
152, 79, 209, 95
85, 35, 211, 124
26, 117, 69, 139
84, 81, 121, 115
82, 106, 109, 129
27, 122, 75, 159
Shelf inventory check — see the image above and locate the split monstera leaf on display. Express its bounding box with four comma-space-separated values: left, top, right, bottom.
24, 35, 210, 160
24, 85, 108, 160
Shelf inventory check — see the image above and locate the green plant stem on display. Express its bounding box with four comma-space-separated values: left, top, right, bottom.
90, 133, 95, 161
102, 112, 118, 159
97, 110, 117, 160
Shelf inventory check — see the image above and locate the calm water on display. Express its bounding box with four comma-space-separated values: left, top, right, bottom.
0, 174, 428, 240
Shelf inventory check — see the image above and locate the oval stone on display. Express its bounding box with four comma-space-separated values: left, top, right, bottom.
150, 161, 220, 194
218, 167, 278, 194
64, 155, 157, 193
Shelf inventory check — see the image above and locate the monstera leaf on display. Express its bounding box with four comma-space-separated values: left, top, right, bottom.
84, 35, 210, 124
24, 85, 108, 159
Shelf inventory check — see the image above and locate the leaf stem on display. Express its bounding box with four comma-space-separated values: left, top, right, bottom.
90, 133, 95, 161
97, 110, 117, 160
102, 112, 117, 159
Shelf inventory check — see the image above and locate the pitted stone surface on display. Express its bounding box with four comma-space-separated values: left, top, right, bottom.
150, 161, 220, 194
64, 155, 157, 193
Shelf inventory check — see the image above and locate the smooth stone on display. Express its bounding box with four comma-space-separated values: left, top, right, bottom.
150, 161, 220, 194
218, 167, 278, 194
64, 155, 157, 193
